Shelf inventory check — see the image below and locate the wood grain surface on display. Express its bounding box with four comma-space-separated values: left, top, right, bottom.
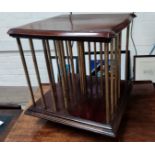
8, 13, 135, 40
4, 81, 155, 142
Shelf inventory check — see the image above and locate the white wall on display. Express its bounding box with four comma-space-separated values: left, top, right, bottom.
0, 12, 67, 86
0, 12, 68, 51
130, 12, 155, 55
0, 12, 155, 86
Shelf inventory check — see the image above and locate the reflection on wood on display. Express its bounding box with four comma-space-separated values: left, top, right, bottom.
15, 36, 126, 136
27, 80, 126, 124
9, 14, 134, 137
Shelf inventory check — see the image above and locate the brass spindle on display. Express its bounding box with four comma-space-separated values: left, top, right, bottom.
88, 42, 92, 95
99, 42, 103, 96
125, 25, 130, 81
67, 41, 76, 93
118, 33, 122, 98
29, 38, 47, 108
82, 42, 87, 94
60, 41, 68, 90
53, 40, 61, 83
65, 41, 72, 86
16, 38, 35, 106
77, 41, 87, 94
55, 40, 68, 108
94, 42, 98, 95
113, 39, 117, 108
42, 39, 56, 111
105, 43, 110, 123
114, 36, 118, 108
46, 40, 55, 84
77, 42, 82, 92
110, 39, 114, 116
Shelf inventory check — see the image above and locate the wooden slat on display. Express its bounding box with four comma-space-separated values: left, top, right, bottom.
55, 40, 68, 108
16, 38, 35, 106
110, 39, 114, 117
53, 40, 61, 83
29, 38, 47, 108
88, 42, 92, 95
118, 33, 122, 98
65, 41, 72, 84
104, 43, 110, 123
67, 41, 77, 96
114, 36, 118, 108
77, 41, 87, 94
46, 40, 55, 84
125, 25, 130, 81
94, 42, 98, 95
99, 42, 103, 96
42, 39, 56, 111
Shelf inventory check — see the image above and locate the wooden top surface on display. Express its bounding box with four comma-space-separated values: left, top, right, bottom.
8, 13, 135, 40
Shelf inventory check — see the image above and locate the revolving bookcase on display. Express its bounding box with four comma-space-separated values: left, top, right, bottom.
8, 13, 135, 137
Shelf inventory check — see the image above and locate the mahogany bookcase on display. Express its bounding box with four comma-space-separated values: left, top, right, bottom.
8, 13, 135, 137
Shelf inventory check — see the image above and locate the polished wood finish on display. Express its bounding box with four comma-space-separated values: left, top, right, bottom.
8, 13, 135, 137
24, 79, 127, 137
42, 40, 56, 111
4, 82, 155, 142
29, 39, 47, 108
8, 14, 135, 41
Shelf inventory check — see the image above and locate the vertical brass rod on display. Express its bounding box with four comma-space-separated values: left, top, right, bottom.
59, 41, 69, 91
125, 25, 130, 81
77, 41, 86, 94
53, 40, 61, 83
110, 39, 114, 117
55, 40, 68, 108
67, 41, 76, 94
16, 38, 35, 106
115, 36, 118, 107
42, 39, 56, 112
105, 43, 110, 123
67, 41, 75, 79
77, 42, 82, 92
29, 38, 47, 108
82, 42, 87, 94
78, 42, 84, 93
65, 41, 72, 85
46, 40, 55, 84
88, 42, 92, 95
94, 42, 98, 94
118, 33, 122, 98
99, 42, 103, 96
